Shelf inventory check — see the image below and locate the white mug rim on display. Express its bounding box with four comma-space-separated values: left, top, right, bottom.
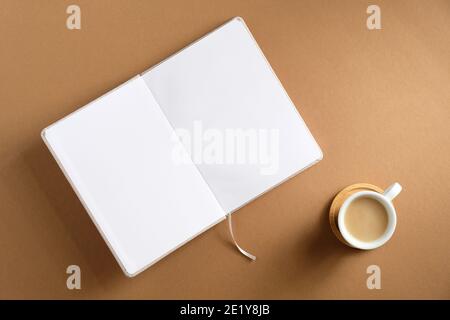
337, 191, 397, 250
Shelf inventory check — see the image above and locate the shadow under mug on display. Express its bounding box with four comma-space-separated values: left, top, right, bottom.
337, 182, 402, 250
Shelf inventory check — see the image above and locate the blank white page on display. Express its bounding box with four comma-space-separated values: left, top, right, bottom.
42, 76, 225, 277
142, 17, 323, 213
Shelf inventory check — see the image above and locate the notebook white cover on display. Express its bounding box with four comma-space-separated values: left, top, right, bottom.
41, 17, 322, 276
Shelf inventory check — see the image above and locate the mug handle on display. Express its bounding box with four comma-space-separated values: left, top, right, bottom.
383, 182, 402, 201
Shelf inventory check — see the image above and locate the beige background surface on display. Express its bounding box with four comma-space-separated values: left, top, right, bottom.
1, 0, 449, 299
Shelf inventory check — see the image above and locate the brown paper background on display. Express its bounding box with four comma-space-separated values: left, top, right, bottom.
0, 0, 449, 299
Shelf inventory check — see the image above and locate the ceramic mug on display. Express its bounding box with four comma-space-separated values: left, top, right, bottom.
337, 182, 402, 250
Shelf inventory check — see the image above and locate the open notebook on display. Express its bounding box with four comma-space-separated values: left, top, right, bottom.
41, 17, 322, 277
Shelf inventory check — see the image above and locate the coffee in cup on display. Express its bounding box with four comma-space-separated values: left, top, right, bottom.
337, 182, 402, 250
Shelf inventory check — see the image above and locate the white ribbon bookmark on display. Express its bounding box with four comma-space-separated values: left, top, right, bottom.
227, 214, 256, 261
